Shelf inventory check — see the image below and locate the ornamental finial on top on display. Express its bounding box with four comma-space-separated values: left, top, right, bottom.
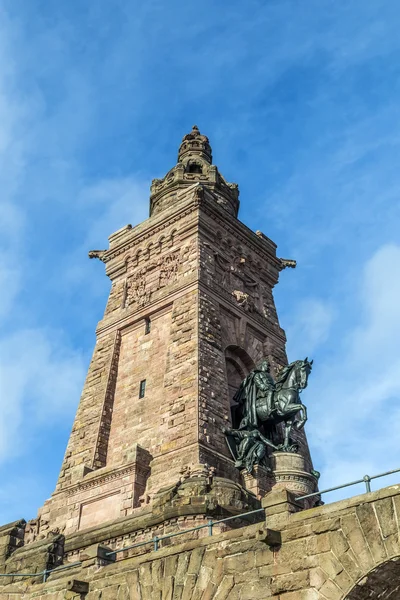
178, 124, 212, 164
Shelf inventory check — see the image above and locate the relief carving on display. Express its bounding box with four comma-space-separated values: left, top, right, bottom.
124, 246, 186, 308
261, 285, 278, 322
158, 251, 180, 288
24, 518, 40, 544
214, 249, 262, 315
126, 267, 150, 308
231, 290, 257, 313
24, 517, 65, 545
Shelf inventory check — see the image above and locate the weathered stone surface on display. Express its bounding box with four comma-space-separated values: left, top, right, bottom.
2, 484, 400, 598
0, 520, 25, 565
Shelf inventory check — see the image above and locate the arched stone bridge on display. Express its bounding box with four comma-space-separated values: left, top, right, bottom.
1, 483, 400, 599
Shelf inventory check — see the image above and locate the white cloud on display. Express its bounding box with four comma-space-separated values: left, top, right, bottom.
0, 8, 150, 471
349, 244, 400, 361
0, 328, 86, 461
0, 16, 148, 465
304, 244, 400, 497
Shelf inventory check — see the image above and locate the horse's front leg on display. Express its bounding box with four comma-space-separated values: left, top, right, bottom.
293, 403, 308, 430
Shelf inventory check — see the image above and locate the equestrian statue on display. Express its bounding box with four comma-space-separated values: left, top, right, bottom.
224, 357, 313, 474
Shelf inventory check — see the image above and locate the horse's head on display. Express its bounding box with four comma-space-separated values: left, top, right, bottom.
276, 357, 313, 390
298, 357, 313, 389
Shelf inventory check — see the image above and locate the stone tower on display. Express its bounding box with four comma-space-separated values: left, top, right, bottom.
32, 126, 317, 540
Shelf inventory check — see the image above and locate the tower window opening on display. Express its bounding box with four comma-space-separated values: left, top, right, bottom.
139, 379, 146, 398
145, 317, 151, 334
187, 162, 202, 174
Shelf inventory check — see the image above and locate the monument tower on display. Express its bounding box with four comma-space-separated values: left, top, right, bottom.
31, 126, 318, 540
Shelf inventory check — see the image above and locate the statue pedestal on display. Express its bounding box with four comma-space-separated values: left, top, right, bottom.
241, 465, 273, 499
271, 452, 318, 507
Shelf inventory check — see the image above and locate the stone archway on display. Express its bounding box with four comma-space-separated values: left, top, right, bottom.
344, 558, 400, 599
224, 345, 255, 428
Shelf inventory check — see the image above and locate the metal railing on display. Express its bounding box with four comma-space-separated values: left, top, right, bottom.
106, 507, 265, 557
296, 466, 400, 501
1, 465, 399, 581
107, 466, 400, 557
0, 561, 81, 583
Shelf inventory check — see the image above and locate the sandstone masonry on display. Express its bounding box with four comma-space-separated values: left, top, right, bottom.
1, 484, 400, 598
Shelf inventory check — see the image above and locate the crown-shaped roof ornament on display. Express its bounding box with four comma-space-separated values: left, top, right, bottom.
150, 126, 239, 218
178, 125, 212, 164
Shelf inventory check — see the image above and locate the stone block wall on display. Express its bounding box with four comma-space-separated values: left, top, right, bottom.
55, 330, 120, 491
196, 199, 315, 479
2, 484, 400, 599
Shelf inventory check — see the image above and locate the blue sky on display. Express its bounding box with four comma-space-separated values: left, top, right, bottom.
1, 0, 400, 523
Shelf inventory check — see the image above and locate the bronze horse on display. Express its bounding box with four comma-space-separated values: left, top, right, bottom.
236, 358, 313, 452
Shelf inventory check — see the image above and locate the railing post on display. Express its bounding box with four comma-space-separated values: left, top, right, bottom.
153, 536, 159, 551
42, 569, 48, 583
363, 475, 371, 493
208, 519, 213, 536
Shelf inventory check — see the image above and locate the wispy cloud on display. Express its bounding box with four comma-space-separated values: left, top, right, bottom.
297, 244, 400, 498
0, 6, 148, 489
0, 329, 86, 460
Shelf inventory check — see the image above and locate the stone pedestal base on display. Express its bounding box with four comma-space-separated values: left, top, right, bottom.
271, 452, 319, 508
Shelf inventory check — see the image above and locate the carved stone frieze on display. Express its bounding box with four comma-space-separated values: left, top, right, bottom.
158, 251, 180, 288
24, 517, 65, 545
212, 248, 268, 317
103, 196, 281, 295
24, 518, 40, 545
126, 267, 150, 308
124, 248, 184, 309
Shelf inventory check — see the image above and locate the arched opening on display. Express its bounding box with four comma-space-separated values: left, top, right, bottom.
224, 346, 255, 429
187, 162, 202, 174
345, 558, 400, 598
225, 358, 244, 428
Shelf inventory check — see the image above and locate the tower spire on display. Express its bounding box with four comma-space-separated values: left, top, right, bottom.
178, 124, 212, 164
150, 125, 239, 218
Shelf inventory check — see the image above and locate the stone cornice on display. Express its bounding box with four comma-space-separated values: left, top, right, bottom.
199, 196, 280, 265
104, 197, 201, 265
61, 462, 150, 497
102, 189, 283, 274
